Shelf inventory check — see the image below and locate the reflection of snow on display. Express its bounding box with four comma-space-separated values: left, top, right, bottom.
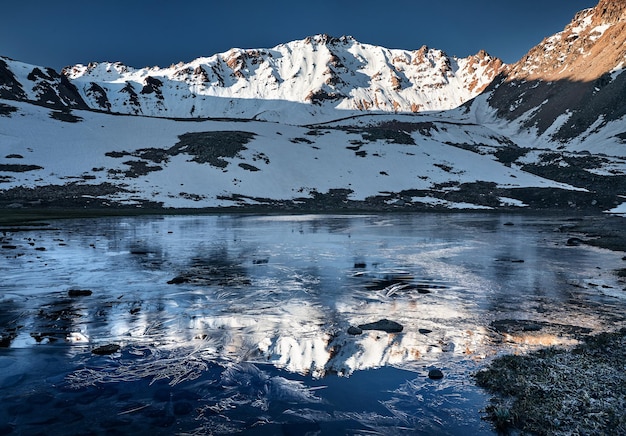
258, 335, 331, 376
5, 214, 626, 436
186, 293, 488, 377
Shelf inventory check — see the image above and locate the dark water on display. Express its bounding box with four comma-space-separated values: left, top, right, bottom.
1, 213, 625, 435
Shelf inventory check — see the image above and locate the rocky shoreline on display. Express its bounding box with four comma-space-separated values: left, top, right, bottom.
473, 214, 626, 435
475, 329, 626, 434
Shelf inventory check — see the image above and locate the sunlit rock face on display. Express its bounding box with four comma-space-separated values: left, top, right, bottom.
477, 0, 626, 142
57, 35, 504, 121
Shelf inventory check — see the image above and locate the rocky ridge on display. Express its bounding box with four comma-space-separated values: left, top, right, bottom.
478, 0, 626, 143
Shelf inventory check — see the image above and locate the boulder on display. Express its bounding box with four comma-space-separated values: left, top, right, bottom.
566, 237, 584, 246
92, 344, 120, 355
68, 289, 92, 297
167, 276, 188, 285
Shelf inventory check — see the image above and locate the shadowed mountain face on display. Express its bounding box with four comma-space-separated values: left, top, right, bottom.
483, 0, 626, 141
0, 59, 87, 111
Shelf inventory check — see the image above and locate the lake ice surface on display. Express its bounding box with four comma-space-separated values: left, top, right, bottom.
1, 213, 625, 434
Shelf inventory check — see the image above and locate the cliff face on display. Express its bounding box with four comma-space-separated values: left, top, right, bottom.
508, 0, 625, 82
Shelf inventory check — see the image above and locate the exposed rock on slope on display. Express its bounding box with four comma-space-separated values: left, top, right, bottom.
0, 58, 87, 110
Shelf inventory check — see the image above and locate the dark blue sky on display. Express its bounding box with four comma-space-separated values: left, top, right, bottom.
1, 0, 597, 70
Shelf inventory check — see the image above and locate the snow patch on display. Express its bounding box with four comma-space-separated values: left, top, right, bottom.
605, 198, 626, 216
499, 197, 528, 208
411, 196, 493, 210
610, 62, 625, 81
589, 24, 611, 41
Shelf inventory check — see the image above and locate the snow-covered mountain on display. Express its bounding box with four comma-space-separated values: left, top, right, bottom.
1, 0, 625, 212
2, 35, 504, 123
68, 35, 505, 122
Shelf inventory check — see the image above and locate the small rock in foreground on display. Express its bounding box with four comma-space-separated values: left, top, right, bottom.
68, 289, 93, 297
566, 237, 584, 246
167, 276, 188, 285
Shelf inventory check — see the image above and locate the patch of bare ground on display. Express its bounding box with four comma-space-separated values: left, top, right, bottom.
563, 214, 626, 252
104, 131, 256, 170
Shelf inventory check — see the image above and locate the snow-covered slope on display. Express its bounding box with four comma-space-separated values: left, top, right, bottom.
3, 98, 622, 211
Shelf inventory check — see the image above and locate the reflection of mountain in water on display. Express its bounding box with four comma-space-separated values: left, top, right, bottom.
2, 214, 625, 382
2, 214, 626, 434
250, 271, 485, 377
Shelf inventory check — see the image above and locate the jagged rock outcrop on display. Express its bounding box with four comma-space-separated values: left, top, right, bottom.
0, 58, 27, 101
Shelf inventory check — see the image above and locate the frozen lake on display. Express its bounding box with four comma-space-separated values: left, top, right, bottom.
1, 213, 625, 434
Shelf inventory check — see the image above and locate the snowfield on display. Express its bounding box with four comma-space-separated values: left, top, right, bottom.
0, 99, 590, 209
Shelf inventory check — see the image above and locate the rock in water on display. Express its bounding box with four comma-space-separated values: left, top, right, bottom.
347, 326, 363, 335
92, 344, 120, 355
357, 319, 403, 333
566, 237, 584, 246
68, 289, 92, 297
428, 368, 444, 379
167, 276, 188, 285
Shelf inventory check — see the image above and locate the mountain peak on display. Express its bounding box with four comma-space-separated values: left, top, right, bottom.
505, 0, 626, 83
13, 35, 501, 121
303, 34, 355, 46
